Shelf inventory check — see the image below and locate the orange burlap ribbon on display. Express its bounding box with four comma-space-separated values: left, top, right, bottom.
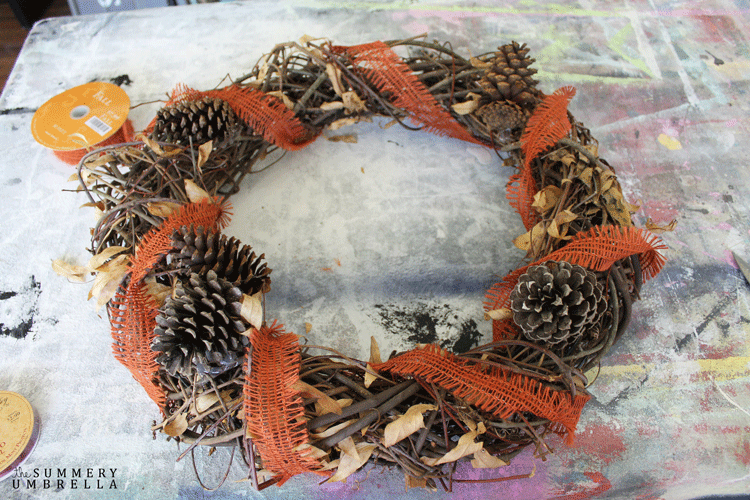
244, 323, 330, 485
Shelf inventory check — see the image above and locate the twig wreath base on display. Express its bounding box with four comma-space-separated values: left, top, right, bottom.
63, 36, 668, 491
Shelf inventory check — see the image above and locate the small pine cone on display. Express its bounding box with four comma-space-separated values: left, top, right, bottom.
152, 271, 248, 378
151, 97, 238, 145
510, 261, 606, 345
475, 100, 530, 132
479, 41, 540, 107
169, 225, 272, 296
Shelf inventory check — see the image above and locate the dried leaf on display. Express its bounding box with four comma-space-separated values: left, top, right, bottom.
144, 278, 172, 307
293, 443, 329, 461
184, 179, 210, 203
421, 423, 486, 466
88, 255, 130, 310
267, 90, 296, 110
51, 259, 89, 282
163, 413, 188, 437
484, 308, 512, 321
532, 185, 562, 214
383, 404, 437, 447
320, 101, 345, 111
327, 439, 376, 483
88, 246, 129, 271
451, 99, 479, 115
547, 209, 577, 240
240, 292, 263, 330
311, 419, 357, 439
326, 63, 346, 96
327, 134, 358, 143
513, 222, 546, 255
405, 474, 429, 491
305, 322, 313, 333
471, 448, 508, 469
341, 91, 366, 113
292, 380, 343, 415
328, 117, 359, 131
470, 56, 492, 68
364, 336, 382, 388
146, 201, 182, 218
197, 141, 213, 169
645, 217, 677, 233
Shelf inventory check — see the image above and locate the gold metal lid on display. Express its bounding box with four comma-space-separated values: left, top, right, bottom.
0, 391, 40, 481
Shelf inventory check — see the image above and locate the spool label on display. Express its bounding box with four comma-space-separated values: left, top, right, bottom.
0, 392, 37, 477
31, 82, 130, 151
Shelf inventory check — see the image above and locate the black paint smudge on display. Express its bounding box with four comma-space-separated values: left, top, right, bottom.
0, 276, 41, 339
373, 302, 482, 353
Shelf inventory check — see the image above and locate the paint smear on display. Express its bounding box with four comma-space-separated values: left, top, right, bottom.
658, 133, 682, 150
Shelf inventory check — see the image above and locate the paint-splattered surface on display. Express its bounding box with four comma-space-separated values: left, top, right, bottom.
0, 0, 749, 498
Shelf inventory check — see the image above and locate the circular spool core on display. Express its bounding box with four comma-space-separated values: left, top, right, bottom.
31, 82, 130, 151
0, 391, 41, 482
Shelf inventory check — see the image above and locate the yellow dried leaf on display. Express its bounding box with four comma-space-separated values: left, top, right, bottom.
197, 141, 213, 169
421, 423, 486, 466
293, 443, 329, 461
326, 63, 346, 96
267, 90, 296, 110
163, 413, 188, 437
184, 179, 210, 203
513, 222, 546, 254
305, 322, 313, 333
292, 380, 343, 415
484, 308, 512, 321
328, 117, 359, 131
144, 278, 172, 307
645, 217, 677, 233
327, 439, 376, 483
146, 201, 182, 218
383, 404, 436, 448
405, 474, 428, 491
240, 292, 263, 330
470, 56, 492, 68
451, 99, 478, 115
578, 166, 595, 190
89, 258, 129, 311
532, 185, 562, 214
471, 448, 508, 469
320, 101, 345, 111
364, 336, 382, 388
327, 134, 358, 143
601, 186, 634, 227
341, 91, 366, 113
311, 419, 357, 439
88, 246, 129, 271
547, 209, 578, 240
51, 259, 89, 282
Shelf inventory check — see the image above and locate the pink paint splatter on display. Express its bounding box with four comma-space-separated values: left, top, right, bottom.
574, 422, 626, 465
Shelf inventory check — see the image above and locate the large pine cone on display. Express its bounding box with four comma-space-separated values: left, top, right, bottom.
510, 261, 606, 345
152, 271, 247, 378
479, 42, 540, 108
151, 97, 239, 145
168, 225, 271, 296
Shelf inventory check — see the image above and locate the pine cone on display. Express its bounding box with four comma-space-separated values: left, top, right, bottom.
510, 261, 606, 345
475, 100, 530, 133
152, 271, 248, 378
479, 42, 540, 108
169, 225, 272, 296
151, 97, 239, 145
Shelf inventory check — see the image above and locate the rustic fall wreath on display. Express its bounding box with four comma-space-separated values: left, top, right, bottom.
62, 36, 667, 491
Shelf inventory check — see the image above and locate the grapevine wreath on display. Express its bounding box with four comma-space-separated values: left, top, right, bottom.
62, 37, 668, 491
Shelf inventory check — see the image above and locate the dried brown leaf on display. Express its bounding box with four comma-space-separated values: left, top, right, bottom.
292, 380, 343, 416
383, 404, 436, 447
184, 179, 210, 203
364, 336, 382, 388
471, 448, 508, 469
327, 134, 358, 143
320, 101, 345, 111
532, 185, 562, 214
146, 201, 182, 218
547, 209, 577, 240
51, 259, 89, 282
197, 141, 213, 169
451, 99, 478, 115
267, 90, 296, 110
311, 419, 357, 439
88, 246, 129, 271
163, 413, 188, 437
342, 91, 366, 113
327, 438, 376, 483
326, 63, 346, 96
240, 292, 263, 330
144, 278, 173, 307
328, 117, 359, 131
421, 423, 486, 466
513, 222, 546, 255
484, 308, 512, 321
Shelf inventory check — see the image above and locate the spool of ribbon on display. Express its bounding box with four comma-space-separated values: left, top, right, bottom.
31, 82, 133, 166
